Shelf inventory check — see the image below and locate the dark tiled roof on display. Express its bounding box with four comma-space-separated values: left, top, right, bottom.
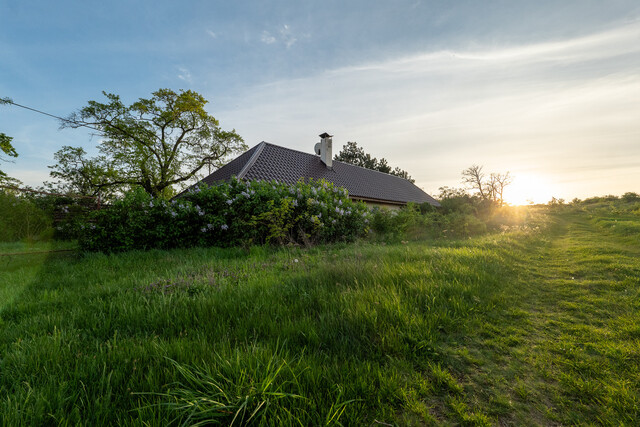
199, 142, 440, 206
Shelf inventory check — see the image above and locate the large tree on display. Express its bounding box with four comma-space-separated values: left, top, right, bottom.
334, 141, 415, 183
0, 97, 19, 185
0, 132, 18, 185
52, 89, 246, 198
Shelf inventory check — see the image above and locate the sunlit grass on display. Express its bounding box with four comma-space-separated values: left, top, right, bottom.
0, 206, 639, 424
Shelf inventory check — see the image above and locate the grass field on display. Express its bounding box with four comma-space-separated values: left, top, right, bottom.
0, 205, 639, 425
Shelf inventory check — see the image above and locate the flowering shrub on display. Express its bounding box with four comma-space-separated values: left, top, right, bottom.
79, 178, 370, 252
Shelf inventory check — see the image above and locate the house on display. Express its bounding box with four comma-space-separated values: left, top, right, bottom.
195, 133, 440, 209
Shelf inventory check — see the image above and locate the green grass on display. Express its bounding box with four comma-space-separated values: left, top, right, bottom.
1, 206, 639, 425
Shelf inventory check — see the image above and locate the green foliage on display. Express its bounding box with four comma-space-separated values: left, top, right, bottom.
1, 97, 18, 182
369, 188, 534, 242
79, 178, 371, 252
53, 89, 247, 198
0, 133, 18, 184
0, 133, 17, 159
0, 192, 53, 241
334, 141, 415, 183
46, 146, 118, 200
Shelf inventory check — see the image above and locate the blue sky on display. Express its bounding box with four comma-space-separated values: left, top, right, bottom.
1, 0, 639, 203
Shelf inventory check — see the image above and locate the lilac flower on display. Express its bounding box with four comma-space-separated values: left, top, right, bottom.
221, 224, 229, 230
292, 199, 298, 207
226, 199, 233, 205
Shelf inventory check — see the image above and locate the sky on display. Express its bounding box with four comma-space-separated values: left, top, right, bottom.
1, 0, 639, 204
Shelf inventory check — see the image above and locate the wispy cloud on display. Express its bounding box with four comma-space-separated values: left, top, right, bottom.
218, 21, 640, 199
260, 31, 277, 45
206, 29, 217, 39
279, 24, 297, 48
177, 67, 192, 83
260, 24, 298, 48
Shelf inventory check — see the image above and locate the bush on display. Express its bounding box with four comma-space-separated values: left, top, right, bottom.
368, 191, 532, 241
79, 179, 371, 253
21, 193, 99, 240
369, 204, 437, 241
442, 212, 487, 237
0, 192, 53, 241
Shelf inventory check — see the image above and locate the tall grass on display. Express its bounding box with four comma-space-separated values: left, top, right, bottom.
1, 205, 639, 425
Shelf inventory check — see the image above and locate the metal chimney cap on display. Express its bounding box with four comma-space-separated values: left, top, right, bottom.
319, 132, 333, 138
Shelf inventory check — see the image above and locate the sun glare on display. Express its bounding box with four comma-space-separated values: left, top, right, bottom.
504, 174, 555, 206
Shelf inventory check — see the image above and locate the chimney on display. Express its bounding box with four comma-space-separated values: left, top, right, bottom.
317, 132, 333, 169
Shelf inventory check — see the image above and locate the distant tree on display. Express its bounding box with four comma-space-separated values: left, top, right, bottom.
376, 157, 392, 174
437, 186, 469, 199
333, 141, 377, 169
52, 88, 246, 198
392, 166, 412, 181
622, 192, 640, 202
489, 172, 512, 206
436, 186, 477, 215
461, 165, 512, 206
462, 165, 487, 200
334, 141, 415, 183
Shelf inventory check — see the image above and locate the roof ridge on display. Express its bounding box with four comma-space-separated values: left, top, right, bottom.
261, 141, 416, 184
237, 141, 267, 179
259, 141, 316, 157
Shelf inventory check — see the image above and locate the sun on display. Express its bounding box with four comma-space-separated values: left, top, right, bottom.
503, 174, 555, 206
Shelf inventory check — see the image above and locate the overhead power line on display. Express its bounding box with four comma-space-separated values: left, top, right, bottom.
3, 100, 103, 133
